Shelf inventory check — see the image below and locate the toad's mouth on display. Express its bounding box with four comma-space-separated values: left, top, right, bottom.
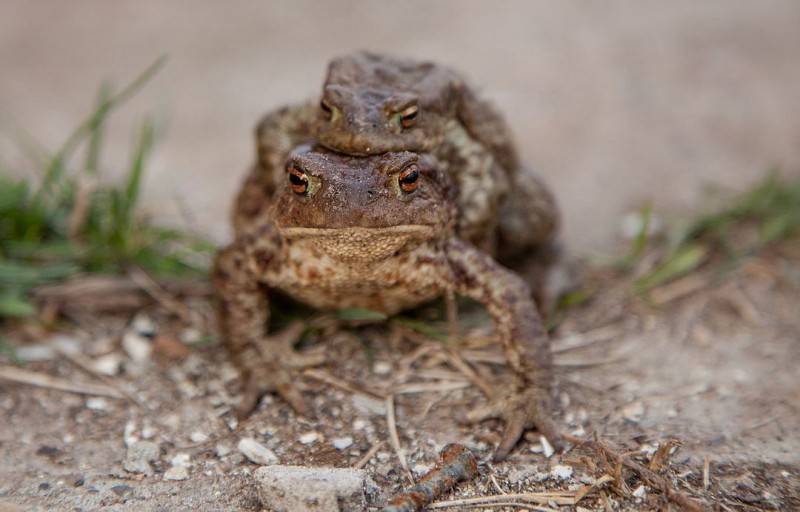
278, 225, 437, 262
278, 225, 435, 239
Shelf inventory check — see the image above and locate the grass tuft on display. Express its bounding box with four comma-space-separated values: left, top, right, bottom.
0, 57, 213, 320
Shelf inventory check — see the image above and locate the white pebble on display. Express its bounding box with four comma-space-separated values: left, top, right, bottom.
298, 432, 319, 445
122, 332, 152, 363
550, 465, 574, 480
332, 437, 354, 450
16, 344, 55, 362
622, 401, 645, 423
85, 398, 109, 411
92, 353, 123, 376
164, 466, 189, 481
632, 484, 646, 498
238, 438, 279, 465
131, 313, 157, 337
540, 436, 555, 458
123, 420, 138, 446
190, 431, 209, 443
372, 361, 392, 375
215, 444, 232, 458
171, 452, 191, 468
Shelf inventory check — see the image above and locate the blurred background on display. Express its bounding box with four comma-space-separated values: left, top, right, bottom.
2, 0, 800, 253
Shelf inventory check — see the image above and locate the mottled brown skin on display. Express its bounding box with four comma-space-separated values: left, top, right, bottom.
232, 52, 559, 274
215, 146, 558, 460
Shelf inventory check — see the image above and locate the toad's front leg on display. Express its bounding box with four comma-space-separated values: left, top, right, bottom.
446, 238, 560, 461
213, 223, 324, 418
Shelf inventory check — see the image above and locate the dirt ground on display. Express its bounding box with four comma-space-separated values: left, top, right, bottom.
1, 243, 799, 511
1, 2, 800, 511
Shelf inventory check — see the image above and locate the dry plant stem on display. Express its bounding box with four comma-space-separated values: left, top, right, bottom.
0, 365, 123, 399
397, 326, 494, 399
67, 174, 97, 240
383, 443, 479, 512
353, 440, 385, 470
303, 368, 386, 400
429, 475, 613, 510
128, 267, 195, 323
564, 434, 706, 512
57, 348, 146, 409
386, 394, 413, 483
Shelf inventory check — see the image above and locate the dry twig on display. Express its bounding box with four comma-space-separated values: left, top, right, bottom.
353, 440, 385, 470
0, 365, 123, 399
383, 444, 478, 512
385, 394, 413, 483
564, 434, 705, 512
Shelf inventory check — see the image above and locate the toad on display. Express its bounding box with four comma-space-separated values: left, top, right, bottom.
214, 146, 558, 461
232, 52, 558, 271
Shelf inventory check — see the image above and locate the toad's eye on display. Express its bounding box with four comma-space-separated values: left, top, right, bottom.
287, 163, 309, 195
320, 99, 335, 121
398, 104, 418, 128
398, 164, 419, 193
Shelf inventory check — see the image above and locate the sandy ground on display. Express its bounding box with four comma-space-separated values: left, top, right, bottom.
2, 1, 800, 253
1, 248, 798, 510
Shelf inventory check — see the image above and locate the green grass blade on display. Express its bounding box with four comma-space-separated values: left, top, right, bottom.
635, 244, 708, 293
336, 308, 388, 321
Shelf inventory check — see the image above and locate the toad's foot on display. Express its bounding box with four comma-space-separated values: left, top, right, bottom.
236, 321, 327, 419
466, 382, 561, 461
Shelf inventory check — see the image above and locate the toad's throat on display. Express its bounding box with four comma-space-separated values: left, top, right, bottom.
278, 225, 437, 262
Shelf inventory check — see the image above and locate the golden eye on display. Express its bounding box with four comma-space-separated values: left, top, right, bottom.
399, 104, 418, 128
320, 99, 334, 121
398, 164, 419, 193
286, 163, 309, 195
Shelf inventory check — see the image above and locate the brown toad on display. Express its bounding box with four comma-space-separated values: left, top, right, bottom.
233, 52, 558, 275
214, 146, 558, 461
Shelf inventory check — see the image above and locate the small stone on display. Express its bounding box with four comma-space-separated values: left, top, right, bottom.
123, 441, 160, 475
130, 313, 157, 337
111, 484, 132, 497
189, 431, 208, 443
51, 335, 81, 354
540, 436, 555, 458
171, 453, 191, 468
123, 420, 138, 446
372, 361, 392, 375
622, 401, 645, 423
141, 424, 156, 440
332, 437, 354, 450
351, 395, 386, 416
298, 432, 319, 445
92, 353, 123, 376
16, 344, 55, 362
550, 465, 574, 480
215, 444, 232, 458
164, 466, 189, 481
412, 463, 432, 477
254, 465, 379, 512
506, 464, 539, 484
85, 398, 109, 411
352, 419, 368, 431
179, 327, 204, 345
632, 484, 646, 498
122, 332, 152, 363
238, 438, 279, 465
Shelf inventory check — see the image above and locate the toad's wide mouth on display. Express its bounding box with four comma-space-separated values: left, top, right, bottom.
277, 225, 437, 262
278, 225, 436, 240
